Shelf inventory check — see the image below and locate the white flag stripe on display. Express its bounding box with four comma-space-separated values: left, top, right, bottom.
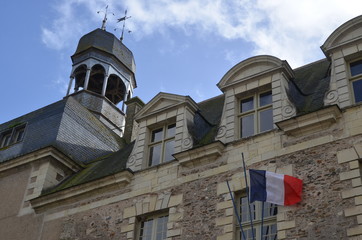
266, 172, 284, 205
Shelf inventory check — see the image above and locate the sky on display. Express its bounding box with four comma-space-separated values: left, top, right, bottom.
0, 0, 361, 124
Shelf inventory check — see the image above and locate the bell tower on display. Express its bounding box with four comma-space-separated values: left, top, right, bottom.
65, 28, 136, 137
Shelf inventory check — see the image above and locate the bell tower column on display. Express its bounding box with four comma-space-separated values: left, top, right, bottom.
84, 68, 91, 90
101, 74, 109, 96
66, 76, 74, 96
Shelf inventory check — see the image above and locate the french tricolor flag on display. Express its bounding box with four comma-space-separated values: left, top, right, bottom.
249, 169, 303, 206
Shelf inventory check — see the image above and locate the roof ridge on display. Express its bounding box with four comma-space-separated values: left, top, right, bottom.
293, 58, 329, 71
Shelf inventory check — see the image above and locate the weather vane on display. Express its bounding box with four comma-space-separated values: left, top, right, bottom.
97, 5, 114, 30
116, 10, 131, 42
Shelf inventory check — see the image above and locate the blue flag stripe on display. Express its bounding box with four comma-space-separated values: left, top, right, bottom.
250, 169, 267, 202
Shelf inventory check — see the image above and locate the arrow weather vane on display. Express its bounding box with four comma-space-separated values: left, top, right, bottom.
117, 10, 131, 42
97, 5, 114, 30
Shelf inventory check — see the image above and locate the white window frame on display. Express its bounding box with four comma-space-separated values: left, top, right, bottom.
137, 212, 169, 240
148, 123, 176, 167
238, 91, 273, 138
236, 194, 277, 240
349, 59, 362, 104
0, 124, 26, 148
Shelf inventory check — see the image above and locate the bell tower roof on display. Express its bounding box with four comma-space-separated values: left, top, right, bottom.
66, 28, 137, 138
72, 28, 136, 73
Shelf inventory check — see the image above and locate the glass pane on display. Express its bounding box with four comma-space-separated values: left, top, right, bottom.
139, 219, 154, 240
240, 228, 256, 240
351, 60, 362, 76
241, 114, 254, 137
1, 132, 12, 147
263, 203, 278, 217
262, 223, 277, 240
164, 140, 175, 162
15, 128, 25, 142
166, 124, 176, 138
259, 108, 273, 132
241, 97, 254, 113
149, 144, 161, 166
260, 91, 272, 106
240, 197, 255, 222
151, 128, 163, 142
155, 216, 168, 240
353, 79, 362, 103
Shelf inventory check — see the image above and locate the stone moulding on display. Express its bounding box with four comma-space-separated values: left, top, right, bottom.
275, 105, 342, 135
0, 146, 82, 174
173, 141, 225, 166
30, 170, 133, 213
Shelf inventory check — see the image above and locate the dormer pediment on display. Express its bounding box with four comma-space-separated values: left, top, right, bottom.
135, 92, 199, 121
217, 55, 294, 92
322, 15, 362, 54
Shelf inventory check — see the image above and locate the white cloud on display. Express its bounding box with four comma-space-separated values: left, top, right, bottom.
42, 0, 362, 67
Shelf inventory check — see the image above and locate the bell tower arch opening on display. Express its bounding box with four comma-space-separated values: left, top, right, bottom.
65, 28, 137, 137
88, 64, 106, 95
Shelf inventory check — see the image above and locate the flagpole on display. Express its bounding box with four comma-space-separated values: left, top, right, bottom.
261, 201, 265, 240
226, 180, 246, 240
242, 152, 256, 240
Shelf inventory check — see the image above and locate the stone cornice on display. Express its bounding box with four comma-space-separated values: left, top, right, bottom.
174, 141, 225, 165
31, 170, 133, 213
276, 105, 342, 135
0, 146, 82, 174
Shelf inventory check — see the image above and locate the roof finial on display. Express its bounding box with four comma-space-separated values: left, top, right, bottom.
97, 5, 114, 30
117, 10, 131, 42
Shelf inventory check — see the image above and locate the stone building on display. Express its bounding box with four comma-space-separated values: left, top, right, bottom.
1, 15, 362, 240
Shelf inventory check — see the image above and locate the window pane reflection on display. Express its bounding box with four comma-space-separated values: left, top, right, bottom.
259, 108, 273, 132
353, 80, 362, 103
149, 144, 161, 166
151, 128, 163, 142
351, 60, 362, 76
260, 92, 272, 106
164, 140, 175, 162
166, 124, 176, 138
241, 97, 254, 113
241, 114, 254, 137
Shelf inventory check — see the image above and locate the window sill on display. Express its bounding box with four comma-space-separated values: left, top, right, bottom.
275, 105, 341, 136
173, 141, 225, 167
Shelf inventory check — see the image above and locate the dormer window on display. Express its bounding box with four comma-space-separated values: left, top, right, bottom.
239, 91, 273, 138
350, 59, 362, 103
148, 123, 176, 166
0, 124, 26, 148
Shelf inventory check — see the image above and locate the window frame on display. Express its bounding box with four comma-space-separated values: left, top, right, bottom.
0, 124, 26, 148
238, 91, 273, 138
137, 212, 169, 240
349, 59, 362, 104
147, 123, 176, 167
236, 194, 278, 240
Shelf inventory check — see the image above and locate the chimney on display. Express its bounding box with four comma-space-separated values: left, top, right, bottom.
124, 97, 145, 143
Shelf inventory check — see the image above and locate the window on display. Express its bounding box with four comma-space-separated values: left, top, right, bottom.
350, 59, 362, 103
0, 124, 26, 148
148, 123, 176, 166
239, 91, 273, 138
138, 213, 169, 240
237, 196, 277, 240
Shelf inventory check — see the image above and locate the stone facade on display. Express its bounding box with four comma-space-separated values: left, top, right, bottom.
2, 15, 362, 240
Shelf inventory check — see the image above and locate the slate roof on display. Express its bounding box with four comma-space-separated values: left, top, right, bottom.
0, 97, 123, 164
289, 58, 331, 114
72, 28, 136, 73
43, 141, 134, 195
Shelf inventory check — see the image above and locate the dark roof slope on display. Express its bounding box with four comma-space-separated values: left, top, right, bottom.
43, 141, 134, 195
289, 59, 331, 114
188, 94, 225, 147
0, 97, 122, 164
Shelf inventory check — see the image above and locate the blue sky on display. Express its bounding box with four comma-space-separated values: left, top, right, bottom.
0, 0, 361, 124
